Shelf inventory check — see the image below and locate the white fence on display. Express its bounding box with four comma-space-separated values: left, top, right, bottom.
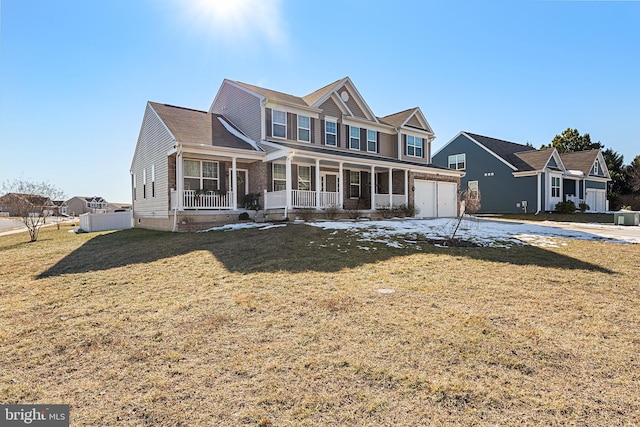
80, 211, 133, 232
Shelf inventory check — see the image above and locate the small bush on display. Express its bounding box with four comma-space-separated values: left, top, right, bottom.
555, 200, 576, 214
238, 212, 250, 221
578, 202, 590, 213
377, 204, 394, 219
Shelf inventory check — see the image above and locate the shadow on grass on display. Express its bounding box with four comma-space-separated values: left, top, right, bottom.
37, 223, 614, 278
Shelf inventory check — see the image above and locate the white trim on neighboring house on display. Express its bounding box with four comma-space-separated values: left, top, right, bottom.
432, 131, 519, 171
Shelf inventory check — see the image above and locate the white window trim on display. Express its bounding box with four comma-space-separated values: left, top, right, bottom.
272, 163, 287, 191
349, 170, 361, 198
448, 153, 466, 170
298, 165, 311, 190
297, 114, 310, 142
349, 126, 360, 151
325, 119, 337, 146
183, 159, 220, 191
367, 129, 377, 153
407, 135, 424, 158
551, 176, 561, 198
272, 109, 287, 139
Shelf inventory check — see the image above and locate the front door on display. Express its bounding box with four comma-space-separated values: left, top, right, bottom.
236, 170, 248, 207
321, 173, 340, 208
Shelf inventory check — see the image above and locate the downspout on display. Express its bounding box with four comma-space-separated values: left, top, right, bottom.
172, 143, 182, 232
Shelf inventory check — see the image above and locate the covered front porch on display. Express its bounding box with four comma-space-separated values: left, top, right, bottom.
169, 144, 264, 211
262, 151, 410, 211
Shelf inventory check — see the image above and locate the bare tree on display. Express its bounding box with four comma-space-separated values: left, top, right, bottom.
451, 188, 481, 240
1, 179, 65, 242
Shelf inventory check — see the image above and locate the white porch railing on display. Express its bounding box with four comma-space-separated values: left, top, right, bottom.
264, 190, 341, 209
264, 190, 287, 209
374, 193, 407, 208
183, 190, 234, 209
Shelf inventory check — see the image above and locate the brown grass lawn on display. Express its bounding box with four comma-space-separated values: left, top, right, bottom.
1, 223, 639, 426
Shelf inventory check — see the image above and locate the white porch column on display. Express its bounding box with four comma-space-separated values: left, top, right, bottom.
338, 162, 344, 209
388, 167, 393, 207
177, 151, 183, 210
370, 165, 375, 210
231, 157, 237, 210
285, 154, 292, 209
315, 158, 321, 209
404, 169, 409, 205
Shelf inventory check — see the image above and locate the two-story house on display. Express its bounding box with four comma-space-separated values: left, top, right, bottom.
131, 77, 463, 231
66, 196, 110, 216
431, 131, 610, 213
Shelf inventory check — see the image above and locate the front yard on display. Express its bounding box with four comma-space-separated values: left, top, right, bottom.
0, 222, 638, 425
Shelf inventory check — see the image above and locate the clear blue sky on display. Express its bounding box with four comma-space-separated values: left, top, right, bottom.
1, 0, 638, 203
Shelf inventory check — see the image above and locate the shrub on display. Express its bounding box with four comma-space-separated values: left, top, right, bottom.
555, 200, 576, 214
238, 212, 250, 221
578, 202, 590, 213
376, 204, 394, 218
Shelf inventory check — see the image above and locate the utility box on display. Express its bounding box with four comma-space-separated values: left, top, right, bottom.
614, 211, 640, 226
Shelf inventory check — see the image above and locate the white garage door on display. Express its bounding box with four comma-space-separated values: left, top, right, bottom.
414, 180, 458, 218
585, 189, 607, 212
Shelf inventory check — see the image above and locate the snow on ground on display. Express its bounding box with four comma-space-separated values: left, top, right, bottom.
198, 217, 640, 249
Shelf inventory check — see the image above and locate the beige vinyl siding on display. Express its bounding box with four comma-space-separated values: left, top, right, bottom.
344, 91, 366, 119
378, 132, 396, 158
210, 82, 262, 142
319, 98, 343, 118
406, 115, 422, 128
132, 103, 176, 218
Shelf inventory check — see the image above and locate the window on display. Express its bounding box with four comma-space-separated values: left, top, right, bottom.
132, 173, 137, 201
407, 135, 424, 157
551, 176, 561, 198
325, 120, 337, 146
448, 153, 466, 170
349, 171, 360, 198
349, 126, 360, 150
273, 163, 286, 191
143, 169, 147, 199
298, 166, 311, 190
468, 180, 479, 199
183, 159, 219, 191
367, 129, 377, 153
297, 115, 310, 142
151, 164, 155, 198
593, 159, 600, 175
272, 110, 286, 138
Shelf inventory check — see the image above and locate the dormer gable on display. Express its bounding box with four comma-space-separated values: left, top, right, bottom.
379, 107, 434, 135
305, 77, 379, 123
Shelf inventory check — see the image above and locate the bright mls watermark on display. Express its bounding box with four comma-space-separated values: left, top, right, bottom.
1, 405, 69, 426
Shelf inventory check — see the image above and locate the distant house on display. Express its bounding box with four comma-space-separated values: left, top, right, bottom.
51, 200, 68, 216
0, 193, 53, 216
66, 196, 109, 216
431, 132, 611, 213
108, 202, 132, 212
130, 77, 463, 231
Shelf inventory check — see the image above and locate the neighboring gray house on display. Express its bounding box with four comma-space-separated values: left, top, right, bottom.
66, 196, 109, 216
431, 132, 611, 213
131, 77, 464, 231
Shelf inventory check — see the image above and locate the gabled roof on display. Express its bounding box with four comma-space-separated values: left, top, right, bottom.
301, 78, 344, 106
149, 102, 260, 151
514, 149, 558, 171
560, 149, 609, 178
378, 107, 434, 134
379, 108, 416, 127
463, 132, 538, 171
232, 81, 306, 106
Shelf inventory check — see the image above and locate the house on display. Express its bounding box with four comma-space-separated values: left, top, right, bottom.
66, 196, 110, 216
431, 131, 611, 213
0, 193, 53, 217
130, 77, 464, 231
51, 200, 68, 216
